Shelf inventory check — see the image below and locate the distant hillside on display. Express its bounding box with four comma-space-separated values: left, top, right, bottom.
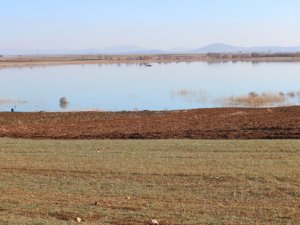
1, 43, 300, 56
74, 45, 159, 55
0, 45, 167, 56
193, 43, 242, 53
193, 43, 300, 54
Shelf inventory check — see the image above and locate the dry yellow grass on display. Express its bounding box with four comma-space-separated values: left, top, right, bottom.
221, 92, 287, 107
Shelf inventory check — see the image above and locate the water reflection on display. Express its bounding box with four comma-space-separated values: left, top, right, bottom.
0, 62, 300, 112
0, 98, 27, 105
171, 89, 208, 103
218, 92, 288, 107
59, 97, 69, 109
171, 90, 300, 107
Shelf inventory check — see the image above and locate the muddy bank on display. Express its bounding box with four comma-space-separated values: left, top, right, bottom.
0, 107, 300, 139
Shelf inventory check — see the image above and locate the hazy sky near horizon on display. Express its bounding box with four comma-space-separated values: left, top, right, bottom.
1, 0, 300, 49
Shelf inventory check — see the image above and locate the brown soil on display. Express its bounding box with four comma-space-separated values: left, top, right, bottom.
1, 106, 300, 139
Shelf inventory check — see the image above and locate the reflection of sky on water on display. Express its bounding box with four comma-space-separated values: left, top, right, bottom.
1, 62, 300, 112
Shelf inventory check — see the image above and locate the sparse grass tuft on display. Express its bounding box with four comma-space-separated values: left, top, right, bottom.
222, 92, 287, 107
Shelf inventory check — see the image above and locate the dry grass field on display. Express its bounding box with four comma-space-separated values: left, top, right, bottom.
0, 139, 299, 224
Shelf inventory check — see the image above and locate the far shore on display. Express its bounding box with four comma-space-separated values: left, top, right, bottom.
1, 53, 300, 68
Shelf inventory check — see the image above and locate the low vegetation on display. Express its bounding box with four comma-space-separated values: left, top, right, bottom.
172, 90, 300, 107
0, 139, 299, 224
221, 92, 287, 107
207, 52, 300, 59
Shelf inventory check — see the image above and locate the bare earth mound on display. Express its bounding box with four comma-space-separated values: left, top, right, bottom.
0, 106, 300, 139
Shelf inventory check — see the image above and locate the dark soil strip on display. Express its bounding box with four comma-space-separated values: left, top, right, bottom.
0, 107, 300, 139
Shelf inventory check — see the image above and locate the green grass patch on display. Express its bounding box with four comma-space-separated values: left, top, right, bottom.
0, 139, 299, 224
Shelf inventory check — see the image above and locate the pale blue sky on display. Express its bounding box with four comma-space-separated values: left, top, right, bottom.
1, 0, 300, 49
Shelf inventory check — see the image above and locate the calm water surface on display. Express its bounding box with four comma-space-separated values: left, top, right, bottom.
1, 62, 300, 112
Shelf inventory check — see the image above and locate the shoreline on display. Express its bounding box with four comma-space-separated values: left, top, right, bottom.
1, 54, 300, 68
0, 106, 299, 139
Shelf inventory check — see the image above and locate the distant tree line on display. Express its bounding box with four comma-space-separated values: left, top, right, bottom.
206, 52, 300, 59
250, 53, 300, 58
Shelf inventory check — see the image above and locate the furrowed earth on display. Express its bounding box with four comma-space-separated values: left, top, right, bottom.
0, 106, 300, 139
1, 107, 299, 224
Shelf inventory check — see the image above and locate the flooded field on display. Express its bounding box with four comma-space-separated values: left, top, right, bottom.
1, 62, 300, 112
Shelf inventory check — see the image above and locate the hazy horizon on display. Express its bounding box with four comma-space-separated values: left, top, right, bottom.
1, 0, 300, 50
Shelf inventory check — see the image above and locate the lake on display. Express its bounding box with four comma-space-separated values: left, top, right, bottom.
1, 61, 300, 112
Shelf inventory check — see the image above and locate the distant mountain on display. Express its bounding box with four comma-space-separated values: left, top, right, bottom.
193, 43, 300, 54
193, 43, 242, 53
247, 46, 300, 53
0, 45, 167, 56
125, 49, 167, 55
75, 45, 150, 55
0, 48, 73, 55
1, 43, 300, 56
167, 47, 194, 53
93, 45, 166, 55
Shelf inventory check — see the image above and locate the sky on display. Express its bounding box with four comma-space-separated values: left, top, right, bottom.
0, 0, 300, 50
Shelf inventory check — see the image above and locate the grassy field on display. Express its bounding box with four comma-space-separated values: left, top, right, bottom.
0, 139, 299, 225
